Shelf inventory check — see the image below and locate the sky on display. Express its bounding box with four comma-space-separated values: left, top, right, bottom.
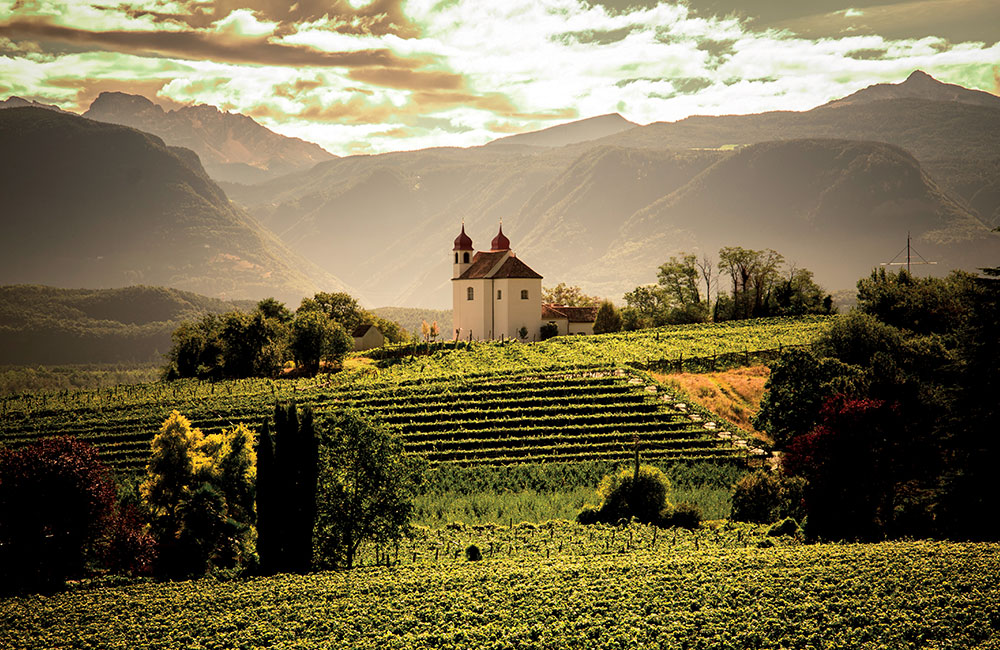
1, 0, 998, 156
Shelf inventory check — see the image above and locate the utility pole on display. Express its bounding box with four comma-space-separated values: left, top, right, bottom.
880, 232, 937, 274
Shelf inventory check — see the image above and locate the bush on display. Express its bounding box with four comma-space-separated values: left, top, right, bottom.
731, 470, 805, 524
465, 544, 482, 561
578, 464, 672, 525
665, 502, 703, 530
540, 323, 559, 340
766, 517, 802, 537
576, 505, 601, 525
0, 437, 116, 592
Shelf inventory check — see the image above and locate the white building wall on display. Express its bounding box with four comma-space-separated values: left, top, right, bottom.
493, 277, 542, 340
568, 321, 594, 335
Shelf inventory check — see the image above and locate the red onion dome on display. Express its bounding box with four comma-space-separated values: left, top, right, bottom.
453, 224, 473, 250
490, 224, 510, 251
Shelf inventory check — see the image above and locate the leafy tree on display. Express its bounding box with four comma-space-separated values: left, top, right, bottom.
257, 403, 317, 574
290, 310, 351, 374
770, 267, 833, 316
256, 297, 293, 324
592, 301, 623, 334
298, 292, 364, 333
753, 347, 861, 449
540, 322, 559, 340
542, 283, 601, 307
0, 437, 116, 592
313, 409, 423, 569
657, 254, 703, 313
580, 464, 672, 525
718, 246, 784, 319
623, 253, 709, 327
140, 411, 257, 575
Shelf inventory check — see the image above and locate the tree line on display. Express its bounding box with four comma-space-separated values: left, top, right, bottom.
0, 405, 421, 592
164, 292, 408, 379
736, 266, 1000, 540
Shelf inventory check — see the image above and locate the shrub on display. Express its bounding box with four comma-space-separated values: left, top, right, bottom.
580, 464, 673, 525
0, 436, 116, 592
666, 502, 703, 530
766, 517, 802, 537
576, 505, 601, 525
465, 544, 482, 561
731, 470, 805, 524
540, 323, 559, 340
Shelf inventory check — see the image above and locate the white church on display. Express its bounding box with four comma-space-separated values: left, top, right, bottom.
451, 223, 598, 341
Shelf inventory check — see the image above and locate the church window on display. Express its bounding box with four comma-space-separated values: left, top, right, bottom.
521, 290, 528, 300
497, 290, 502, 300
467, 287, 474, 300
454, 253, 458, 263
463, 252, 470, 263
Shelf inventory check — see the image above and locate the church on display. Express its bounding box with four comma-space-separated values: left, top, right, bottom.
451, 224, 598, 341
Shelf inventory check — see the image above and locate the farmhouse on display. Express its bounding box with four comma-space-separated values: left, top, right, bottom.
352, 323, 384, 351
452, 224, 596, 340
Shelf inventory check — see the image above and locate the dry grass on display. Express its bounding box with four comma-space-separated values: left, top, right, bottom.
652, 365, 772, 444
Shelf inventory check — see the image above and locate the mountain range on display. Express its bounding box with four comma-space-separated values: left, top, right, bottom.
0, 107, 348, 305
81, 92, 336, 184
2, 70, 998, 310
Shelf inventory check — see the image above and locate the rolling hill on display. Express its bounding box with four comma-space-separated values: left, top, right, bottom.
83, 92, 335, 184
0, 285, 247, 364
0, 107, 350, 305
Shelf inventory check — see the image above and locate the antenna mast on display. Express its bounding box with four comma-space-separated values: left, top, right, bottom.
880, 232, 937, 274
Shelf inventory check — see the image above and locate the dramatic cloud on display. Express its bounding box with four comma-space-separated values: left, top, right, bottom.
1, 0, 998, 155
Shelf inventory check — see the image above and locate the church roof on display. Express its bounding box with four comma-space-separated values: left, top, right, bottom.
541, 304, 599, 323
457, 251, 542, 280
453, 224, 473, 251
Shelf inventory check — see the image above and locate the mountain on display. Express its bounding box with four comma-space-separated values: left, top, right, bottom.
487, 113, 638, 148
0, 96, 67, 112
224, 71, 1000, 308
0, 107, 350, 305
83, 92, 335, 184
607, 139, 995, 293
0, 284, 246, 364
827, 70, 1000, 109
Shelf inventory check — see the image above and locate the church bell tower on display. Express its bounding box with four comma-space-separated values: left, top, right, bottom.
453, 223, 474, 278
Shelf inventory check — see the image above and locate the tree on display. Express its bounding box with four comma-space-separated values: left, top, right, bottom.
313, 410, 423, 569
0, 437, 116, 592
291, 310, 351, 374
592, 301, 622, 334
257, 403, 317, 574
256, 297, 293, 324
695, 254, 715, 317
580, 464, 673, 525
542, 283, 601, 307
140, 411, 257, 575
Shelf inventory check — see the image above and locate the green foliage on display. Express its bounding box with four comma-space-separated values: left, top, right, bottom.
588, 464, 672, 524
753, 347, 860, 449
766, 517, 802, 537
539, 322, 559, 340
592, 301, 622, 334
0, 436, 116, 592
290, 310, 351, 374
464, 544, 482, 561
313, 409, 424, 569
140, 411, 257, 576
664, 501, 703, 529
4, 534, 998, 648
730, 471, 806, 524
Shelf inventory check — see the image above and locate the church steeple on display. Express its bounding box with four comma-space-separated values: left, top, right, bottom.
490, 222, 510, 252
452, 222, 474, 279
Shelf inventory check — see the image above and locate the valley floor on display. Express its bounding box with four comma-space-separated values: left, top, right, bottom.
3, 524, 997, 649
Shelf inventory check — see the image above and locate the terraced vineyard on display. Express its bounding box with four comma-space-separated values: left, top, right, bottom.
0, 366, 758, 472
0, 317, 829, 472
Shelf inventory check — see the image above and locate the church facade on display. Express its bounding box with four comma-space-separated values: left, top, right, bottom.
451, 224, 597, 341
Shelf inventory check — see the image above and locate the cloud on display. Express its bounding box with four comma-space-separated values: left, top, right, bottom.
0, 17, 415, 68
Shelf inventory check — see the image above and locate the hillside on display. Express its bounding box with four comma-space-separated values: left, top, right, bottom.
0, 285, 244, 364
608, 139, 996, 292
83, 92, 335, 184
827, 70, 1000, 109
0, 108, 349, 305
229, 72, 1000, 307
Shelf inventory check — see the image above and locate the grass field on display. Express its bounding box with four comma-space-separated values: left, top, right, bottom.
2, 528, 997, 649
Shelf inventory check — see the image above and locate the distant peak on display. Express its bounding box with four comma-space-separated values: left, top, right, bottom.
88, 91, 162, 114
904, 70, 938, 84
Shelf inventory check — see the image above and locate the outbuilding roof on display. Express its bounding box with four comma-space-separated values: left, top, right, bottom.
541, 304, 599, 323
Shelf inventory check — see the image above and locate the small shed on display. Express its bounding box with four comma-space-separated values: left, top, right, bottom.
352, 324, 385, 351
541, 304, 599, 336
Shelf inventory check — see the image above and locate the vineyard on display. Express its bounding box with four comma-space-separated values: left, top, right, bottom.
2, 525, 997, 649
0, 317, 832, 472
